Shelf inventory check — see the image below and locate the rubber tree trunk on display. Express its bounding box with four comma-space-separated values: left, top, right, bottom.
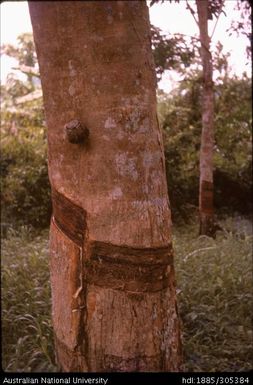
196, 0, 215, 236
29, 1, 182, 372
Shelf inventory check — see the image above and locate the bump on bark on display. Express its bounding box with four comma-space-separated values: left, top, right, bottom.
64, 120, 89, 144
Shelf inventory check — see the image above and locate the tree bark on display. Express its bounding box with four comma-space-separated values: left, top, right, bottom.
29, 1, 182, 372
196, 0, 215, 236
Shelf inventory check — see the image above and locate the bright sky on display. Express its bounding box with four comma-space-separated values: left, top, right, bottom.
0, 1, 251, 91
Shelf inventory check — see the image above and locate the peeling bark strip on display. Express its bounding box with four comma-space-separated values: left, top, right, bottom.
52, 189, 173, 292
88, 240, 172, 266
85, 259, 171, 293
200, 180, 214, 214
86, 240, 173, 292
52, 189, 86, 246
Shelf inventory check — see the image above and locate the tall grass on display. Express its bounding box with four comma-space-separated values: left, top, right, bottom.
1, 227, 56, 372
1, 217, 252, 372
173, 216, 252, 371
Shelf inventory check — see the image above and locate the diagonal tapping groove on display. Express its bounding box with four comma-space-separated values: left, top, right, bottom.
85, 241, 173, 293
51, 188, 86, 247
52, 189, 173, 293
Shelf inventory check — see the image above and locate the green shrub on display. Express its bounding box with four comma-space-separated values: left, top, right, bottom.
158, 73, 252, 220
1, 129, 51, 228
1, 32, 51, 229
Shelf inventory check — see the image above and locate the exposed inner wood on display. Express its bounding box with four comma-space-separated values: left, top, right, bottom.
84, 258, 171, 292
52, 189, 173, 292
88, 240, 173, 265
50, 209, 182, 371
52, 188, 86, 246
200, 180, 214, 214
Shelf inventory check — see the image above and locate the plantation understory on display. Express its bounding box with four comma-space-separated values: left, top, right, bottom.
2, 215, 252, 372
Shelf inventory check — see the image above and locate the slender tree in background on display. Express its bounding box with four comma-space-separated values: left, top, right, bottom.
196, 0, 215, 236
151, 0, 223, 235
28, 1, 182, 372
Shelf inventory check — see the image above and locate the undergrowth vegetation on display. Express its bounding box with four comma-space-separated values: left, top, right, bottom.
173, 216, 252, 372
1, 217, 252, 372
1, 227, 56, 372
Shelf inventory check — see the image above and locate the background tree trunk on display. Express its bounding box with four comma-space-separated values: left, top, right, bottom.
196, 0, 215, 236
29, 1, 182, 372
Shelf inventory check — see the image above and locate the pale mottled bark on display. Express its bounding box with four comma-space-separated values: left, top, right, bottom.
29, 1, 182, 371
196, 0, 215, 236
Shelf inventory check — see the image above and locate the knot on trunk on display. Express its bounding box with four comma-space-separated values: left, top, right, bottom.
64, 119, 89, 144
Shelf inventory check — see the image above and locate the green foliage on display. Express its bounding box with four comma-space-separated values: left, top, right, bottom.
151, 25, 196, 80
1, 33, 50, 228
213, 73, 252, 211
1, 130, 51, 228
1, 33, 39, 86
158, 69, 252, 219
157, 72, 202, 218
1, 228, 56, 372
2, 217, 252, 371
1, 30, 251, 230
173, 216, 253, 371
2, 33, 37, 68
228, 0, 252, 60
214, 74, 252, 174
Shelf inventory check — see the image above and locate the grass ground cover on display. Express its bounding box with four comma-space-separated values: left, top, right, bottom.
173, 216, 252, 371
1, 217, 252, 372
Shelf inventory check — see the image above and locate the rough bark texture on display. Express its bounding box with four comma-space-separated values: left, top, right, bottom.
29, 1, 182, 372
196, 0, 215, 237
